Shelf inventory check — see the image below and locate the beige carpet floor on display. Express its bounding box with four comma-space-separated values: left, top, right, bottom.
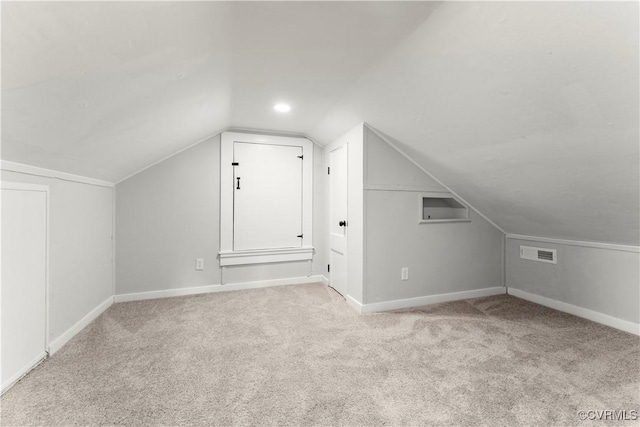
1, 284, 638, 426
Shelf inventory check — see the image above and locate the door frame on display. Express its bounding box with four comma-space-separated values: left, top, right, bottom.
324, 123, 365, 306
1, 181, 50, 393
325, 139, 350, 297
219, 132, 314, 267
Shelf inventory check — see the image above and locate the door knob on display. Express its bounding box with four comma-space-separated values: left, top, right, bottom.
339, 220, 347, 227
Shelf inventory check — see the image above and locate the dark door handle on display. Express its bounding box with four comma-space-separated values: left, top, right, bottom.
339, 220, 347, 227
236, 177, 241, 190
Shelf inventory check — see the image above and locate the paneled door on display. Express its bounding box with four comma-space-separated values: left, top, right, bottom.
1, 183, 48, 393
329, 144, 348, 297
233, 142, 303, 251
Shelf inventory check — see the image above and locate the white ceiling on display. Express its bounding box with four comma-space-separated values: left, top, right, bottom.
2, 1, 638, 245
1, 1, 434, 179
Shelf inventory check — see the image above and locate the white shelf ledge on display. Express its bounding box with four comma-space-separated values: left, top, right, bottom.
219, 247, 314, 266
419, 219, 471, 224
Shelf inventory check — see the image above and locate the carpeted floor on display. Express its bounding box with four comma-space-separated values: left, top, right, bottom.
1, 284, 638, 426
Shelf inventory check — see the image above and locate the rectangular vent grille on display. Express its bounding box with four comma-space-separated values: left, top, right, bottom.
520, 245, 557, 264
537, 250, 554, 261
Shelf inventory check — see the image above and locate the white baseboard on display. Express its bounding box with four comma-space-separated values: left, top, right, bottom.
1, 351, 47, 395
345, 295, 364, 313
49, 296, 114, 355
114, 275, 328, 303
357, 286, 506, 314
507, 287, 640, 336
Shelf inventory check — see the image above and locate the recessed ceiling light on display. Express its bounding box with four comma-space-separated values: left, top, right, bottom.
274, 104, 291, 113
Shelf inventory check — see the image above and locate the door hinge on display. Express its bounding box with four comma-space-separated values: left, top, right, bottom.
327, 167, 330, 174
328, 264, 330, 272
297, 155, 304, 159
231, 162, 239, 166
297, 234, 303, 238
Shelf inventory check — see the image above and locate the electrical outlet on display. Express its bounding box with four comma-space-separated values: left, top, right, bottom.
195, 258, 204, 271
401, 267, 409, 281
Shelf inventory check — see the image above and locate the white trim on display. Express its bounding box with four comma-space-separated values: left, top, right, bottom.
1, 351, 47, 395
418, 190, 456, 199
506, 234, 639, 253
364, 184, 448, 193
345, 295, 364, 313
1, 182, 51, 381
353, 287, 506, 314
45, 190, 51, 357
220, 131, 314, 256
507, 287, 640, 336
1, 185, 46, 392
418, 191, 470, 223
48, 296, 114, 355
418, 191, 471, 224
219, 247, 314, 266
114, 275, 327, 303
116, 126, 324, 185
0, 181, 49, 192
227, 127, 325, 148
418, 219, 472, 224
363, 124, 507, 235
112, 187, 117, 297
1, 161, 114, 188
501, 234, 506, 288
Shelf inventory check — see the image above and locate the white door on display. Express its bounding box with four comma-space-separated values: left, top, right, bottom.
233, 142, 303, 251
1, 184, 48, 393
329, 144, 348, 297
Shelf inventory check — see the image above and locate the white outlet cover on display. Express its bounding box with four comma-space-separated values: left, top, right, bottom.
195, 258, 204, 270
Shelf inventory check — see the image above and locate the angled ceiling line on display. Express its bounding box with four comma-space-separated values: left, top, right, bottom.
365, 123, 507, 236
114, 127, 228, 185
1, 160, 115, 188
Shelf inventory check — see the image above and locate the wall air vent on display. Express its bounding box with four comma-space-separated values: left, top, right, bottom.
520, 245, 557, 264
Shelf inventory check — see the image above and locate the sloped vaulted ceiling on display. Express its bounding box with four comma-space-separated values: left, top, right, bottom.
1, 2, 638, 245
1, 1, 435, 179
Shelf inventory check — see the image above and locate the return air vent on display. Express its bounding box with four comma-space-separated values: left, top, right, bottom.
520, 245, 557, 264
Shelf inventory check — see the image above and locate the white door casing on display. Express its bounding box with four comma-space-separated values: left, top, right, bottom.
233, 142, 303, 251
219, 132, 314, 267
1, 182, 49, 393
329, 144, 348, 297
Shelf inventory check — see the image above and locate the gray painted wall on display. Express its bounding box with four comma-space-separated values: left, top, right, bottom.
1, 170, 113, 343
363, 128, 504, 304
116, 136, 220, 294
115, 135, 325, 295
506, 238, 639, 324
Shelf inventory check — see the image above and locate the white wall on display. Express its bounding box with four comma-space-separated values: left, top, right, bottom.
506, 238, 639, 327
1, 170, 114, 344
363, 127, 504, 304
115, 134, 325, 296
